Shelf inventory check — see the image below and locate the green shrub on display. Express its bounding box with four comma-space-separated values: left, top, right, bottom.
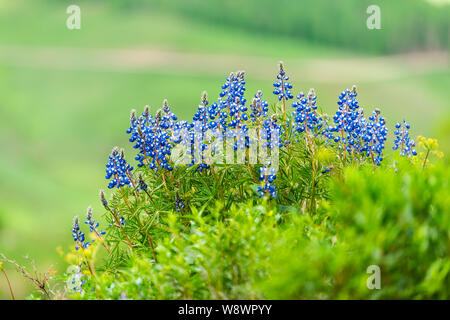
70, 162, 449, 300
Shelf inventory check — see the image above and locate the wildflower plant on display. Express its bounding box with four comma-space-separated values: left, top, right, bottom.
35, 61, 446, 301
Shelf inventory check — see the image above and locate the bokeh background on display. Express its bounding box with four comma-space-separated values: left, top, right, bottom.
0, 0, 448, 298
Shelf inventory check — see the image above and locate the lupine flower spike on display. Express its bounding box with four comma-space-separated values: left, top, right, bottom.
364, 108, 387, 166
67, 63, 431, 282
273, 61, 293, 145
105, 147, 134, 189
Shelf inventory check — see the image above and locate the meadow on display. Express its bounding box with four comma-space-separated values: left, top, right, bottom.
0, 0, 448, 298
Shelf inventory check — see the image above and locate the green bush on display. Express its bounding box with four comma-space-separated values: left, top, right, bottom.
70, 161, 449, 300
3, 63, 448, 300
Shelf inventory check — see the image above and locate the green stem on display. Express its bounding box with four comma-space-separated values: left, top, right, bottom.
422, 149, 430, 170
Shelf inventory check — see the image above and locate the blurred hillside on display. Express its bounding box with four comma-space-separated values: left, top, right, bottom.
113, 0, 449, 54
0, 0, 448, 299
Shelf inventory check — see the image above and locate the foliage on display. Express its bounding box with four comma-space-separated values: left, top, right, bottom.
64, 162, 450, 300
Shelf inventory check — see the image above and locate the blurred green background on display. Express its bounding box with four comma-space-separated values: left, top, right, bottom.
0, 0, 448, 298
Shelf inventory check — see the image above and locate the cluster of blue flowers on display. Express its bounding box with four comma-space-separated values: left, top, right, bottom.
127, 103, 176, 172
273, 62, 294, 102
393, 120, 417, 156
291, 88, 324, 137
85, 206, 106, 237
326, 86, 361, 148
250, 91, 269, 121
105, 147, 134, 189
137, 173, 148, 191
363, 109, 388, 165
324, 86, 388, 165
192, 92, 213, 171
71, 206, 109, 252
101, 63, 416, 207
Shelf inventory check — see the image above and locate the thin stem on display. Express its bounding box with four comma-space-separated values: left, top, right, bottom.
422, 149, 430, 170
93, 229, 111, 254
143, 188, 156, 206
82, 252, 97, 279
281, 81, 290, 150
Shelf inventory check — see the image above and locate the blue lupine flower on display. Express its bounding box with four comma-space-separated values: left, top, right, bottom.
393, 120, 417, 156
361, 109, 388, 166
126, 109, 137, 134
325, 86, 388, 165
127, 105, 175, 171
260, 114, 283, 150
105, 147, 134, 189
72, 216, 89, 250
291, 88, 324, 137
175, 192, 185, 211
273, 61, 293, 101
220, 71, 246, 108
325, 86, 371, 161
326, 86, 361, 150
